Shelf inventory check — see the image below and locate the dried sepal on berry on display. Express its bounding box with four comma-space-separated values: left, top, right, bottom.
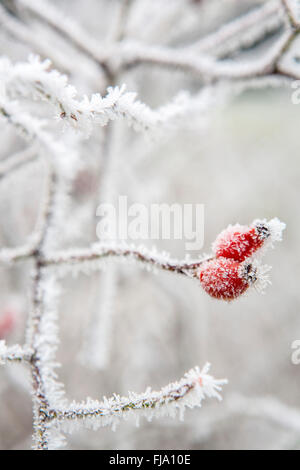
198, 257, 256, 301
212, 218, 286, 262
253, 218, 286, 248
248, 261, 272, 294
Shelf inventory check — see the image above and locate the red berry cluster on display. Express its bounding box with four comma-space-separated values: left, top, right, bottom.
199, 221, 271, 301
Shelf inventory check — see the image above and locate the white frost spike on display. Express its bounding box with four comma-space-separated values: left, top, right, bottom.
266, 218, 286, 244
0, 341, 31, 364
252, 218, 286, 256
252, 262, 272, 294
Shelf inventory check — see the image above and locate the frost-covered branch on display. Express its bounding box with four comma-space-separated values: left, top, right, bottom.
42, 242, 209, 277
49, 364, 227, 430
27, 168, 59, 449
281, 0, 300, 28
0, 85, 69, 163
1, 56, 221, 134
13, 0, 288, 78
7, 0, 300, 83
0, 240, 36, 264
0, 56, 295, 143
20, 159, 72, 449
119, 28, 296, 80
186, 0, 284, 57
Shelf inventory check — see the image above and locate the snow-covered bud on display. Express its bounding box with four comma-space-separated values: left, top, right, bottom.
198, 257, 256, 301
212, 218, 286, 262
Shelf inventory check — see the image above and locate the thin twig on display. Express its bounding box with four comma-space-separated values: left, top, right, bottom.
281, 0, 300, 28
15, 0, 114, 82
185, 0, 283, 56
0, 145, 38, 182
42, 243, 209, 277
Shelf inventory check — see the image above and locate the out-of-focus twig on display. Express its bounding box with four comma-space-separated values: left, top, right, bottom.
0, 145, 38, 182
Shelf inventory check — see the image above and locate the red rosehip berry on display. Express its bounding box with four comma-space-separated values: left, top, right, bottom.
0, 309, 16, 339
212, 221, 270, 262
199, 257, 256, 301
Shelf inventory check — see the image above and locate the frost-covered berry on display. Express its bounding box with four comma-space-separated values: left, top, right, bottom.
212, 218, 286, 262
212, 224, 264, 262
198, 257, 256, 301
